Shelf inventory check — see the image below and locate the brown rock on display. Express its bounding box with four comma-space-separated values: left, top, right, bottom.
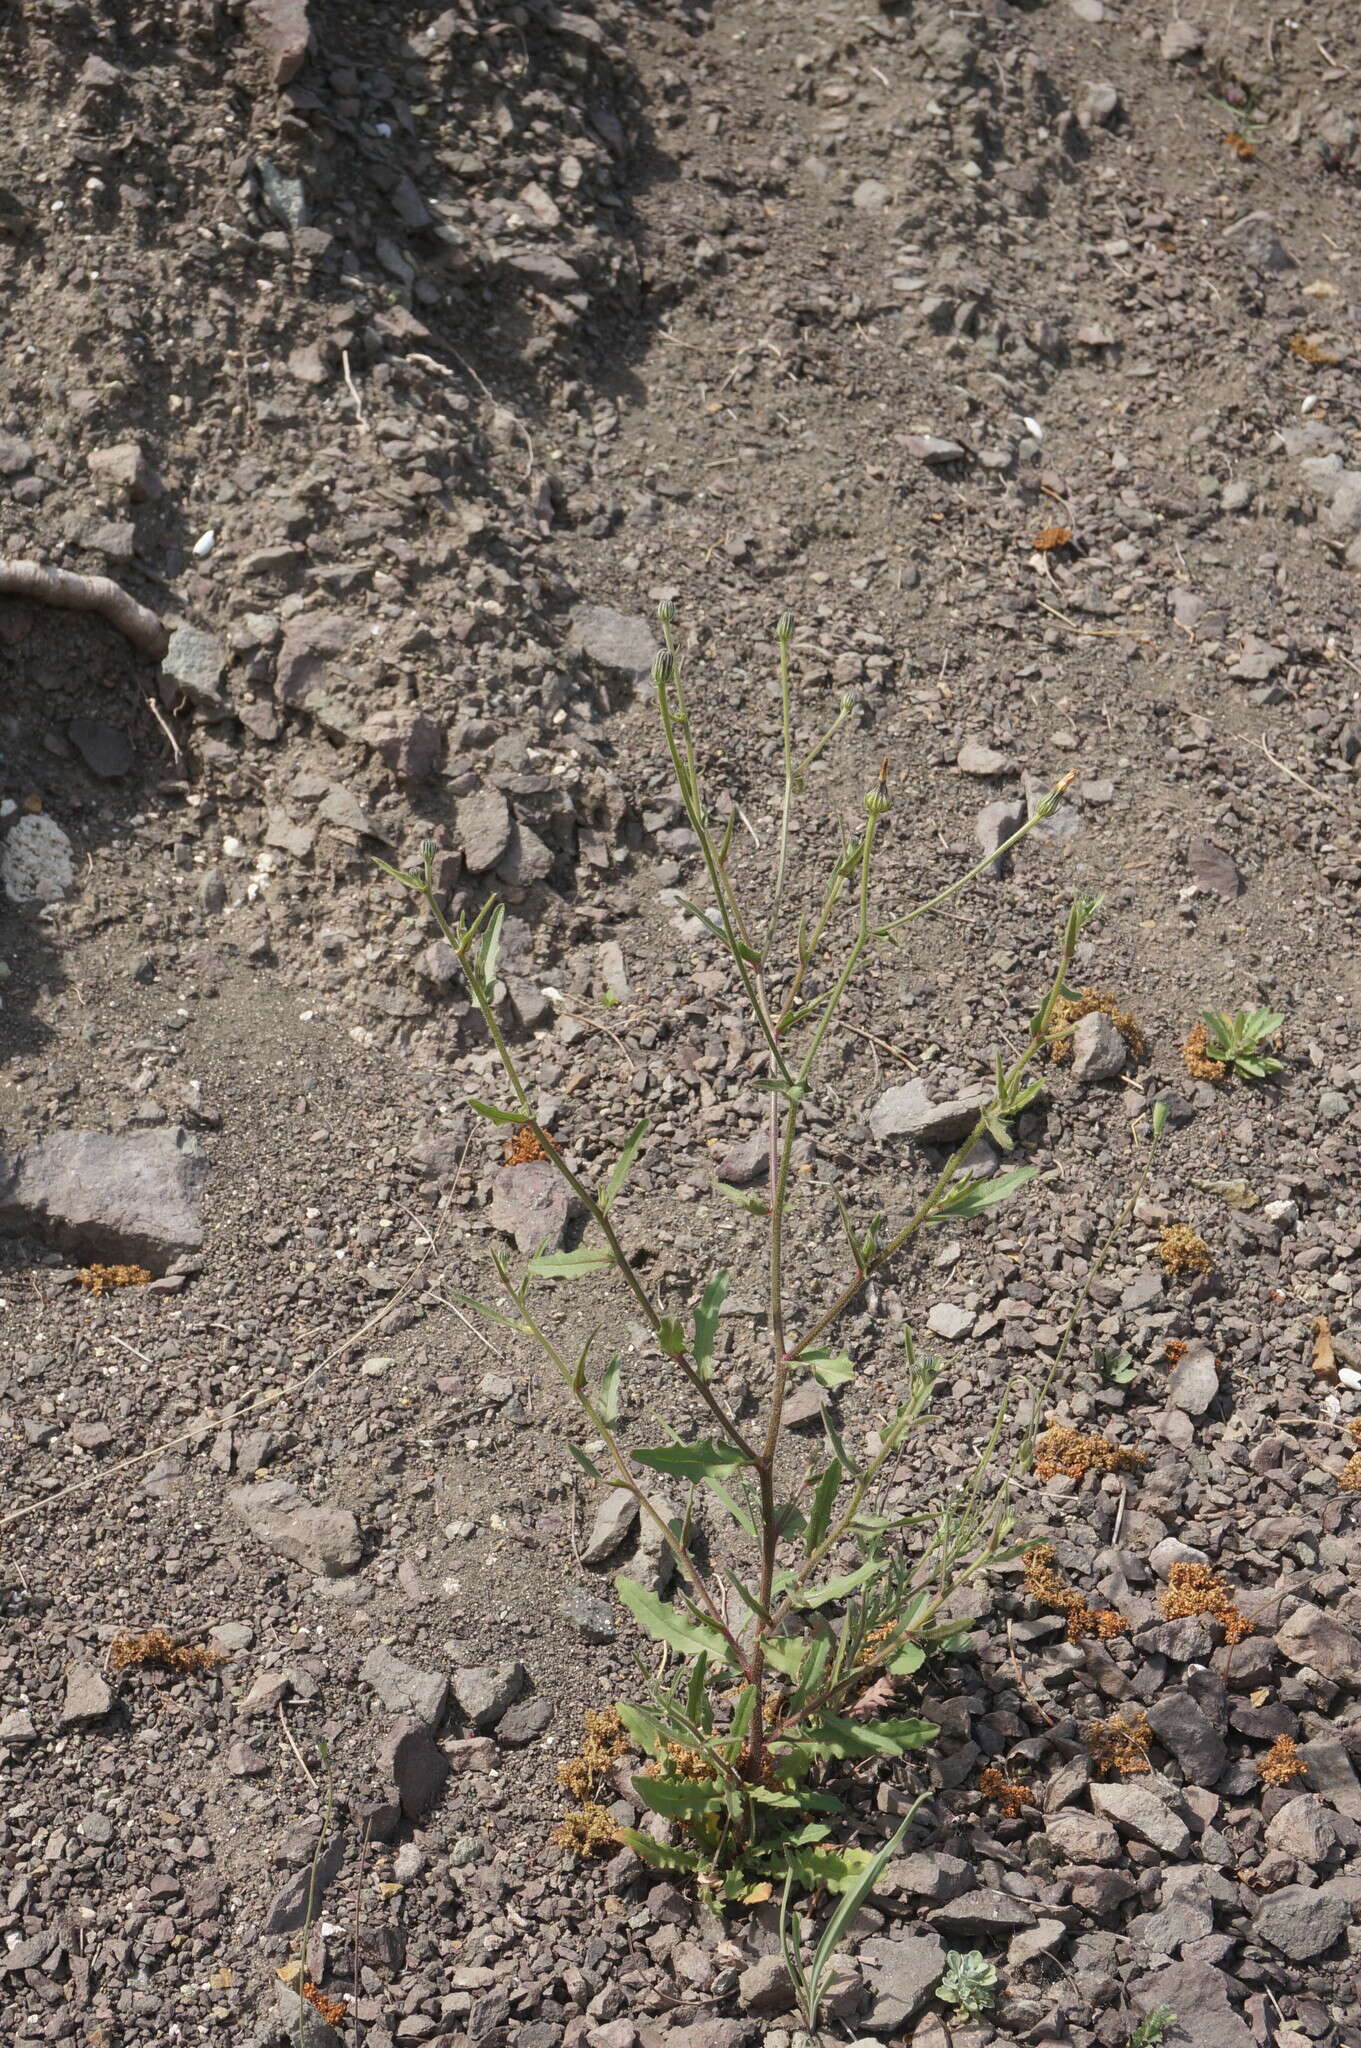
244, 0, 311, 85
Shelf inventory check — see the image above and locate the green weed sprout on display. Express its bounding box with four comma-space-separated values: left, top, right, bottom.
936, 1949, 998, 2015
1199, 1006, 1284, 1080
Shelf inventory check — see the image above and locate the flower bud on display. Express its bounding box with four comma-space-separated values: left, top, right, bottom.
776, 611, 794, 641
652, 650, 673, 687
656, 599, 677, 627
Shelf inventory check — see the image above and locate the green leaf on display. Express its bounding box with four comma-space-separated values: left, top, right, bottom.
762, 1633, 812, 1680
804, 1459, 843, 1556
476, 902, 505, 986
887, 1641, 926, 1677
702, 1472, 757, 1538
713, 1180, 769, 1215
802, 1348, 854, 1390
598, 1356, 622, 1428
442, 1287, 527, 1334
563, 1441, 604, 1482
928, 1165, 1036, 1223
466, 1096, 526, 1127
808, 1810, 917, 1981
615, 1577, 732, 1661
693, 1271, 730, 1376
790, 1558, 882, 1609
634, 1438, 751, 1483
686, 1652, 710, 1732
779, 1843, 876, 1893
527, 1245, 615, 1280
799, 1714, 939, 1759
1151, 1099, 1168, 1142
371, 855, 423, 890
619, 1829, 701, 1874
600, 1118, 648, 1214
658, 1316, 686, 1358
615, 1700, 673, 1757
634, 1773, 725, 1820
728, 1683, 758, 1749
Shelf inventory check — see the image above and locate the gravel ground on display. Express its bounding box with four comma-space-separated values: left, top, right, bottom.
2, 2, 1361, 2046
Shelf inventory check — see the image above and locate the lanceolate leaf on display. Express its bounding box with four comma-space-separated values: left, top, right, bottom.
803, 1348, 854, 1389
928, 1165, 1036, 1224
527, 1245, 615, 1279
789, 1558, 882, 1609
615, 1577, 733, 1662
634, 1438, 751, 1483
597, 1356, 622, 1427
804, 1460, 843, 1555
634, 1773, 725, 1820
713, 1180, 769, 1215
619, 1830, 701, 1875
692, 1271, 730, 1375
466, 1096, 526, 1127
563, 1441, 604, 1482
798, 1713, 938, 1759
600, 1118, 648, 1213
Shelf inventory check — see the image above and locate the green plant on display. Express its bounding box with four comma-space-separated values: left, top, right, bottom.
378, 607, 1093, 1902
936, 1949, 998, 2015
1096, 1346, 1138, 1386
1198, 1006, 1284, 1081
780, 1807, 916, 2029
1127, 2005, 1178, 2048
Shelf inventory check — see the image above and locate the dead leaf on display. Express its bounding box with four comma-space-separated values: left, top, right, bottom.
1312, 1315, 1338, 1385
1304, 279, 1340, 299
1289, 333, 1339, 366
1187, 835, 1242, 900
1249, 1687, 1270, 1708
1032, 525, 1073, 551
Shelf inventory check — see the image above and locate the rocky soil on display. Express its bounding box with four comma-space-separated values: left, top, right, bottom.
2, 1, 1361, 2046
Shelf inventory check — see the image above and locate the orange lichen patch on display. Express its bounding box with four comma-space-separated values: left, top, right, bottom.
1034, 1424, 1146, 1483
1049, 988, 1146, 1065
1086, 1710, 1153, 1778
1181, 1021, 1226, 1083
557, 1707, 629, 1801
1164, 1340, 1188, 1367
79, 1263, 152, 1295
1023, 1543, 1127, 1645
1258, 1734, 1309, 1786
1288, 333, 1339, 366
1222, 131, 1257, 159
979, 1766, 1035, 1818
302, 1983, 347, 2026
1158, 1225, 1213, 1278
552, 1802, 623, 1857
1339, 1454, 1361, 1492
110, 1628, 225, 1676
503, 1124, 548, 1165
1032, 525, 1073, 551
1160, 1562, 1253, 1643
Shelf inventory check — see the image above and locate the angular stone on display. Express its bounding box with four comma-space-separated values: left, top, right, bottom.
558, 1590, 616, 1643
1264, 1793, 1355, 1863
581, 1486, 638, 1565
957, 739, 1012, 777
1, 814, 75, 904
1092, 1780, 1192, 1855
60, 1663, 113, 1727
496, 819, 554, 888
1161, 19, 1204, 60
975, 797, 1025, 877
1252, 1883, 1349, 1959
457, 789, 513, 874
377, 1716, 449, 1821
714, 1130, 766, 1187
1071, 1010, 1127, 1084
0, 1126, 206, 1266
360, 1646, 448, 1729
738, 1954, 794, 2015
362, 710, 442, 783
1147, 1689, 1226, 1785
868, 1078, 989, 1144
1046, 1809, 1122, 1864
886, 1851, 976, 1902
926, 1302, 974, 1341
858, 1931, 948, 2034
489, 1159, 577, 1256
229, 1477, 362, 1578
1187, 836, 1241, 900
275, 1980, 343, 2048
453, 1662, 525, 1732
262, 1833, 345, 1935
0, 433, 33, 475
275, 610, 355, 707
1166, 1342, 1219, 1418
931, 1887, 1036, 1935
1130, 1962, 1252, 2048
161, 623, 229, 717
88, 440, 161, 501
68, 719, 132, 778
567, 602, 658, 679
245, 0, 311, 84
1295, 1737, 1361, 1821
1275, 1603, 1361, 1684
495, 1696, 553, 1747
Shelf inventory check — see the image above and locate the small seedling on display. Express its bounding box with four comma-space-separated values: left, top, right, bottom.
1096, 1346, 1138, 1386
1197, 1007, 1284, 1081
1127, 2005, 1178, 2048
936, 1950, 997, 2016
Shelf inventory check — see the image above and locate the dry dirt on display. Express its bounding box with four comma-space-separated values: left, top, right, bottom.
2, 2, 1361, 2046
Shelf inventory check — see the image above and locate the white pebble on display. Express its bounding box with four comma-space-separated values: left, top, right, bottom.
192, 529, 216, 557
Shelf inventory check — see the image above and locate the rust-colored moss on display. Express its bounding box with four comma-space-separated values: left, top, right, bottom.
1258, 1735, 1309, 1786
557, 1706, 629, 1801
1160, 1562, 1253, 1643
110, 1628, 224, 1675
79, 1263, 152, 1295
1050, 988, 1146, 1065
1158, 1225, 1213, 1278
503, 1124, 548, 1165
1181, 1021, 1227, 1083
979, 1766, 1034, 1818
552, 1802, 623, 1858
1034, 1424, 1145, 1483
302, 1983, 347, 2025
1086, 1710, 1152, 1778
1023, 1543, 1127, 1645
